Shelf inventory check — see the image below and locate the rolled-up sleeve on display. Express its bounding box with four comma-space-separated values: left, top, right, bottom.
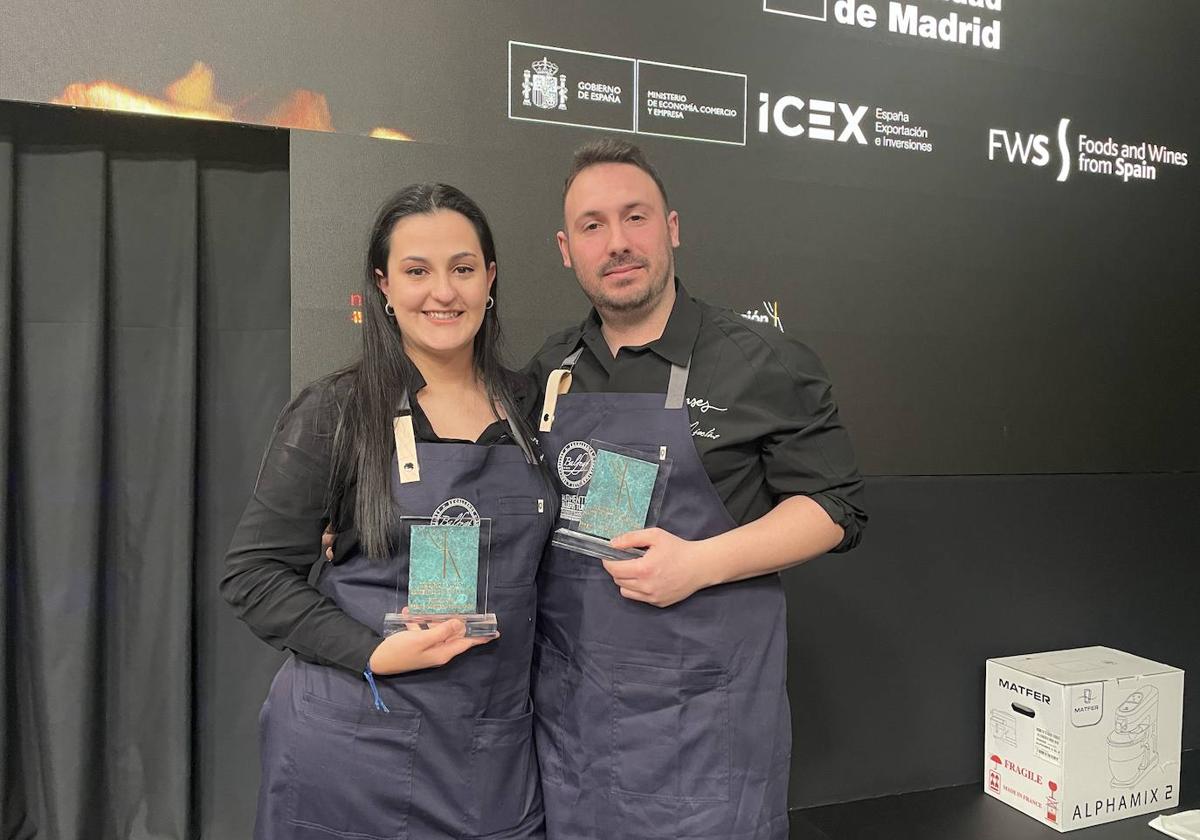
755, 341, 867, 552
220, 380, 381, 673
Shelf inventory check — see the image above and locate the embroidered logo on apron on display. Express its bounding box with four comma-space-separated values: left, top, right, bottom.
557, 441, 596, 489
556, 440, 595, 522
431, 497, 481, 526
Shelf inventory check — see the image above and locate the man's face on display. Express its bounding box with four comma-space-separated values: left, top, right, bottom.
557, 162, 679, 316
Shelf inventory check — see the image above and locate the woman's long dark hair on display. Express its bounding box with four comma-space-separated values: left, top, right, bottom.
327, 183, 537, 560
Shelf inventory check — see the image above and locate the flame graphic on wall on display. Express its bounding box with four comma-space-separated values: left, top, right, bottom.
52, 61, 411, 140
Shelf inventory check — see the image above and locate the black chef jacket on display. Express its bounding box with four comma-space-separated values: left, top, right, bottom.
526, 279, 867, 550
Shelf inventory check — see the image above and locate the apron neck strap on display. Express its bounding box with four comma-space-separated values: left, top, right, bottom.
539, 346, 584, 432
665, 358, 690, 410
505, 412, 539, 466
401, 388, 538, 467
565, 344, 691, 409
561, 347, 585, 370
541, 344, 692, 432
393, 389, 421, 484
547, 345, 696, 412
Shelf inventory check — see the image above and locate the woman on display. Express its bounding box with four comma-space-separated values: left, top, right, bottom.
222, 184, 551, 839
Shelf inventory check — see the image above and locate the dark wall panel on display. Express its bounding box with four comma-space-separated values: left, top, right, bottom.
290, 99, 1199, 475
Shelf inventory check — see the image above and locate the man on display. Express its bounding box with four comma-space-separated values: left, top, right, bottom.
529, 138, 866, 839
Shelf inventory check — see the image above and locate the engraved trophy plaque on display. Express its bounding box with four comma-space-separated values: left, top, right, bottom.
384, 517, 496, 637
552, 440, 672, 561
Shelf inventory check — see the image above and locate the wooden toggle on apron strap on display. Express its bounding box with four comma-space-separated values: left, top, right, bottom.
393, 390, 421, 484
539, 347, 584, 432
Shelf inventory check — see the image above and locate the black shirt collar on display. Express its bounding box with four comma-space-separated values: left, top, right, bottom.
403, 365, 537, 444
407, 366, 427, 399
578, 278, 701, 369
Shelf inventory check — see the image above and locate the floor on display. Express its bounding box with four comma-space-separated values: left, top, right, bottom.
790, 750, 1197, 839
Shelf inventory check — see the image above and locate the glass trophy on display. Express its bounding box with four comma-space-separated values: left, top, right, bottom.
551, 440, 671, 561
384, 517, 496, 637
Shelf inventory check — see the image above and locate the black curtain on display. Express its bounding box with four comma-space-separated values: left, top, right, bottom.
1, 101, 290, 840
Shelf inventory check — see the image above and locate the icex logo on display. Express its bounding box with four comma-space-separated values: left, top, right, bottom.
758, 93, 868, 144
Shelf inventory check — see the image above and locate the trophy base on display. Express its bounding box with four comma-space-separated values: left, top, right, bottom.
551, 528, 646, 561
383, 612, 498, 638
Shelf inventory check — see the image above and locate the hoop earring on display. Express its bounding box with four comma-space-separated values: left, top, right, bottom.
384, 302, 395, 316
485, 296, 495, 310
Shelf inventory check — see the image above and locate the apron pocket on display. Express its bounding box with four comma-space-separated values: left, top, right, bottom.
532, 639, 569, 786
287, 691, 422, 840
611, 663, 730, 803
467, 709, 539, 835
491, 495, 548, 587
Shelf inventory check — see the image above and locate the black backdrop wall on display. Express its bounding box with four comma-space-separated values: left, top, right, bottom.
278, 1, 1199, 811
0, 101, 290, 840
0, 0, 1198, 836
281, 1, 1200, 478
290, 132, 1200, 812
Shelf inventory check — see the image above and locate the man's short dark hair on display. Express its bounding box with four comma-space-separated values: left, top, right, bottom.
563, 138, 669, 208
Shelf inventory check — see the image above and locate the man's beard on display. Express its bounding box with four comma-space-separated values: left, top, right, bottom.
584, 250, 672, 315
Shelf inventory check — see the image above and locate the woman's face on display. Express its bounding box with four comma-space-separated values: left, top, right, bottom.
376, 209, 496, 367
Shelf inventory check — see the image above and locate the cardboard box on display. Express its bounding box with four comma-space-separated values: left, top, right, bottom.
984, 646, 1184, 832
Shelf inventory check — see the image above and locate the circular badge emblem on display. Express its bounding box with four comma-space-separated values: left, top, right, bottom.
556, 441, 596, 490
430, 497, 481, 526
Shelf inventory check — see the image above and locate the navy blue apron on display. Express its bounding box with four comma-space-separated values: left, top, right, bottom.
534, 348, 790, 840
256, 403, 552, 840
